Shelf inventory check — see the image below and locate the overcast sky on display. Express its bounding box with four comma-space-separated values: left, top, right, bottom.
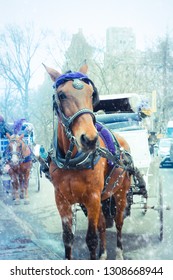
0, 0, 172, 88
0, 0, 172, 49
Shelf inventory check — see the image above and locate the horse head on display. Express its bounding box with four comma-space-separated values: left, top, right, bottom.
6, 133, 26, 166
44, 63, 100, 153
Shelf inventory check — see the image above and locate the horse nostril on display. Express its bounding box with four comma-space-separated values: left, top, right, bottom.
80, 134, 98, 150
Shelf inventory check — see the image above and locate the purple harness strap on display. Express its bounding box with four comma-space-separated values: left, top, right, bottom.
53, 72, 89, 88
22, 146, 33, 163
95, 122, 118, 165
23, 154, 32, 163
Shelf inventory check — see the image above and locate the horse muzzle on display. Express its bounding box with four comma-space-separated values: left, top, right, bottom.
9, 154, 21, 166
80, 133, 99, 152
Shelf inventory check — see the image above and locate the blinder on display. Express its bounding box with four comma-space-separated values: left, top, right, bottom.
86, 78, 100, 108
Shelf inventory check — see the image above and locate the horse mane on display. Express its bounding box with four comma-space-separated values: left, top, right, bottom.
65, 70, 72, 74
13, 118, 26, 134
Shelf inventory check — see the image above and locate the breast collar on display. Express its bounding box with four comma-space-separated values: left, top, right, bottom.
51, 126, 100, 170
22, 153, 33, 163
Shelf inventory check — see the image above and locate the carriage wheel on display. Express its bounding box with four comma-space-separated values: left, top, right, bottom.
141, 196, 148, 215
158, 176, 163, 241
31, 161, 40, 192
36, 162, 41, 192
34, 161, 40, 192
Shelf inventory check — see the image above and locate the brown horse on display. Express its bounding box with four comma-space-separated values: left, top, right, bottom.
44, 63, 135, 260
5, 133, 32, 205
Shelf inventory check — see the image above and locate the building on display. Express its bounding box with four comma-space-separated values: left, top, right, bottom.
106, 27, 136, 55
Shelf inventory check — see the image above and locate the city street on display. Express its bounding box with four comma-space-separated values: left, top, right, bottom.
0, 158, 173, 260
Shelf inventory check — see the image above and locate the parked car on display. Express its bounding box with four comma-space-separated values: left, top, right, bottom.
158, 138, 173, 168
158, 138, 173, 158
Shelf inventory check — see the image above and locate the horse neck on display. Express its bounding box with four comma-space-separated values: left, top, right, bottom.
57, 124, 78, 157
21, 141, 31, 157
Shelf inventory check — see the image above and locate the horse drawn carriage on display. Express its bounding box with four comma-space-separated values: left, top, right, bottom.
0, 121, 40, 203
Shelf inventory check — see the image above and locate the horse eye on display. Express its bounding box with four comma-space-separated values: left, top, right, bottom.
58, 92, 67, 101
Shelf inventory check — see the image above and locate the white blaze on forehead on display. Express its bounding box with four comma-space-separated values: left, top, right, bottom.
11, 142, 19, 164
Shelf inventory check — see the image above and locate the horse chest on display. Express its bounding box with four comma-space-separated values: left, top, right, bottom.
53, 167, 104, 205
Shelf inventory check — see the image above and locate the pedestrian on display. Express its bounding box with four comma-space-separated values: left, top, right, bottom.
0, 115, 12, 138
39, 145, 48, 177
148, 131, 157, 156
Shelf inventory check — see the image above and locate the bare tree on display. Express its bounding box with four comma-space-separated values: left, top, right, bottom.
0, 81, 19, 121
29, 76, 53, 148
0, 24, 46, 120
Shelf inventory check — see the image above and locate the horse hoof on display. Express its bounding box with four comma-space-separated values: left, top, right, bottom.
116, 248, 124, 260
14, 199, 20, 205
24, 199, 30, 205
20, 193, 24, 199
99, 250, 107, 260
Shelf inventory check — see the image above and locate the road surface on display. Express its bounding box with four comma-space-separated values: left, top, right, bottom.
0, 157, 173, 260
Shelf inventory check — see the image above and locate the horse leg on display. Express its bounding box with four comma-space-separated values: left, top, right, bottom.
24, 177, 30, 205
9, 172, 20, 204
85, 196, 101, 260
97, 209, 107, 260
55, 192, 74, 260
22, 170, 30, 204
62, 217, 74, 260
114, 188, 128, 260
12, 181, 20, 205
19, 174, 24, 199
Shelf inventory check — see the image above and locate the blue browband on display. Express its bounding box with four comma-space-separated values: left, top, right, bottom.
53, 72, 91, 89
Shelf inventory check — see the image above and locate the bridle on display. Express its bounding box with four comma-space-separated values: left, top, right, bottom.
53, 71, 99, 142
51, 73, 101, 169
53, 93, 96, 142
5, 138, 29, 166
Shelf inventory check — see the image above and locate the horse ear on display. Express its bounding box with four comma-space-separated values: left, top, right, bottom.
6, 133, 11, 139
19, 134, 24, 140
42, 63, 61, 82
79, 61, 88, 74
